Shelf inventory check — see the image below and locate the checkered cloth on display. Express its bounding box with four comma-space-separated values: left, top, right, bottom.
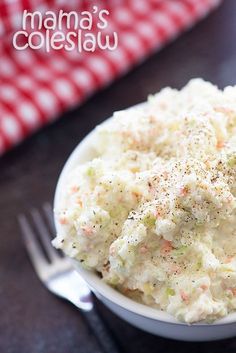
0, 0, 221, 156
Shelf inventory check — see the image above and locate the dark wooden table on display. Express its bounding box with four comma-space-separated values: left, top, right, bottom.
1, 1, 236, 352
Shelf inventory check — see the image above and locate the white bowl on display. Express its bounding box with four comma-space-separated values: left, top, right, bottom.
54, 110, 236, 341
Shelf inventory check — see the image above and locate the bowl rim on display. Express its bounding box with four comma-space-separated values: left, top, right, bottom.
54, 106, 236, 326
72, 261, 236, 326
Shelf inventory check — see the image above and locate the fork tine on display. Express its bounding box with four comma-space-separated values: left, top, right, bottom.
18, 214, 48, 275
42, 202, 56, 234
31, 208, 59, 262
42, 203, 65, 259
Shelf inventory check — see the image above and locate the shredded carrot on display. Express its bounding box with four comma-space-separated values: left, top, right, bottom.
180, 186, 189, 196
216, 140, 225, 149
81, 226, 93, 236
76, 198, 83, 207
132, 192, 140, 199
180, 290, 189, 303
161, 240, 173, 255
149, 185, 156, 197
214, 107, 234, 115
226, 196, 233, 203
156, 207, 164, 218
59, 217, 68, 225
163, 171, 168, 180
140, 245, 148, 254
122, 287, 135, 294
170, 264, 181, 274
204, 160, 211, 169
225, 256, 233, 264
229, 288, 236, 296
122, 287, 129, 294
109, 245, 116, 256
70, 185, 79, 193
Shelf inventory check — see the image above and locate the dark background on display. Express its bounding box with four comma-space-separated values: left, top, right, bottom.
1, 1, 236, 352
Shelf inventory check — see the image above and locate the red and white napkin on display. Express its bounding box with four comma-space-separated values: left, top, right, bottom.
0, 0, 221, 156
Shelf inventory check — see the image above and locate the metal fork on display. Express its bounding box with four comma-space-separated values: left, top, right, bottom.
18, 203, 121, 353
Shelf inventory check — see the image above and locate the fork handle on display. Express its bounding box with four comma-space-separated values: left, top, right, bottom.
83, 308, 121, 353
